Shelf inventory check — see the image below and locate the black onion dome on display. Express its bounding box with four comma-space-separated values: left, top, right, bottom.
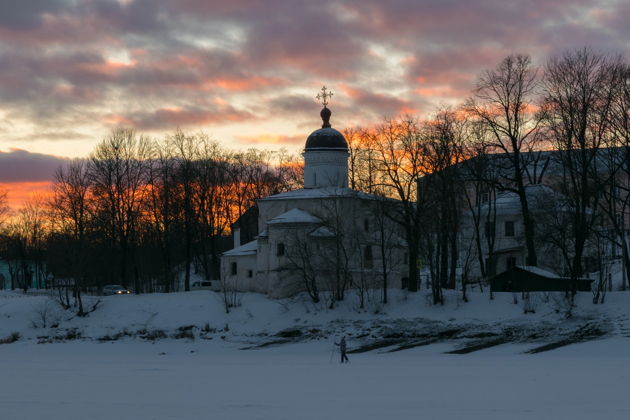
305, 127, 348, 150
305, 107, 348, 150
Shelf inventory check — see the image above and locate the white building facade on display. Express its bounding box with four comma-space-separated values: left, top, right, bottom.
221, 106, 407, 298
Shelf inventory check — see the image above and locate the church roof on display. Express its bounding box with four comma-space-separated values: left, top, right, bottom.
309, 226, 336, 238
256, 229, 268, 238
481, 184, 558, 215
305, 127, 348, 150
267, 208, 322, 225
259, 187, 381, 202
304, 105, 347, 150
222, 239, 257, 256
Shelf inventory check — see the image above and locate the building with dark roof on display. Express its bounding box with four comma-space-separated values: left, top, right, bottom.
222, 98, 407, 298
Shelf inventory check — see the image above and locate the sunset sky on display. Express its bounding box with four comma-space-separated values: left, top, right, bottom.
1, 0, 629, 208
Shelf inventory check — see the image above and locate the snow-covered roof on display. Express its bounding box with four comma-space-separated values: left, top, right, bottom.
309, 226, 336, 238
222, 240, 258, 257
516, 265, 560, 279
389, 233, 408, 247
258, 187, 382, 202
267, 208, 322, 225
480, 185, 557, 215
256, 229, 268, 238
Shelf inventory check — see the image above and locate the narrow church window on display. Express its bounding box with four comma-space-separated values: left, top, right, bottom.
364, 246, 373, 268
484, 221, 495, 238
506, 256, 516, 270
485, 257, 496, 276
277, 243, 285, 256
505, 221, 515, 237
248, 270, 253, 278
231, 262, 237, 275
364, 219, 369, 232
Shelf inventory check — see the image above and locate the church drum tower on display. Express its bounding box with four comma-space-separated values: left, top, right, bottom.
303, 87, 349, 189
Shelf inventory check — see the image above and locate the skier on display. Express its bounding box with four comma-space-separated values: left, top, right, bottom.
335, 336, 349, 363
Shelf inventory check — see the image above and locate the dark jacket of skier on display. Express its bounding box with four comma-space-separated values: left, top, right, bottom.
335, 336, 349, 363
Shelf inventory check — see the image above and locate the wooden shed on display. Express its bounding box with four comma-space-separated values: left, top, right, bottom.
490, 266, 592, 293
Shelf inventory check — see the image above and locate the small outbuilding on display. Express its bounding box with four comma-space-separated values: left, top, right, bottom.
490, 266, 592, 292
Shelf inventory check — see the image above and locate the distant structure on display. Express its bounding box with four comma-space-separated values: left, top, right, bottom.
303, 86, 349, 189
221, 88, 407, 298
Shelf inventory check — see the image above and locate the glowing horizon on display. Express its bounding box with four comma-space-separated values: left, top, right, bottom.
1, 0, 628, 209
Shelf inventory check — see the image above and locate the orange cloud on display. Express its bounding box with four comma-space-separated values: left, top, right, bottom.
209, 76, 284, 91
414, 86, 461, 97
236, 134, 304, 145
0, 181, 54, 212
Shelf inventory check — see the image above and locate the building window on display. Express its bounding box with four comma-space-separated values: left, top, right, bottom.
506, 256, 517, 270
481, 192, 490, 203
364, 246, 373, 268
364, 219, 370, 232
277, 242, 285, 256
247, 270, 253, 278
505, 221, 515, 237
231, 262, 237, 275
484, 221, 495, 238
485, 257, 496, 277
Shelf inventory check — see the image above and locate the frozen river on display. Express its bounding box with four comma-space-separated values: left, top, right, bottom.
1, 338, 628, 420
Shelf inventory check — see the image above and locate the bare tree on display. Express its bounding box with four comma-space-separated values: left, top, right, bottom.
168, 130, 198, 292
49, 160, 93, 315
89, 128, 151, 292
194, 138, 231, 281
542, 48, 619, 294
0, 188, 9, 231
284, 228, 321, 304
5, 197, 48, 292
466, 54, 545, 268
460, 130, 499, 296
369, 117, 426, 292
597, 60, 630, 290
415, 110, 466, 304
318, 196, 358, 306
372, 197, 404, 304
145, 139, 181, 292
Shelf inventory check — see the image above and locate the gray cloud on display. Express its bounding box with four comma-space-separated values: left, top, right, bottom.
0, 0, 629, 147
0, 149, 68, 182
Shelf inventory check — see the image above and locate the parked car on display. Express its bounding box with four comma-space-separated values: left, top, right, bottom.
191, 280, 214, 291
102, 285, 132, 295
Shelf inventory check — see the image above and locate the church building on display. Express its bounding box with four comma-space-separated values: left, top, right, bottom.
221, 93, 408, 298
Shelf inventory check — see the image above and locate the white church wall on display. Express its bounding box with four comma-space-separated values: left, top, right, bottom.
303, 150, 349, 188
220, 254, 259, 292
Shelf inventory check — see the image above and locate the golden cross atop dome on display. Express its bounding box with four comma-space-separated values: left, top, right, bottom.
315, 85, 334, 107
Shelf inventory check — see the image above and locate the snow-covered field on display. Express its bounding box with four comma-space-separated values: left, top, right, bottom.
1, 289, 629, 419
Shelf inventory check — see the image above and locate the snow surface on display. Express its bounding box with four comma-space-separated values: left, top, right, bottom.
308, 225, 336, 237
1, 338, 629, 420
259, 187, 379, 201
267, 208, 322, 224
222, 239, 258, 256
1, 289, 630, 419
516, 265, 561, 278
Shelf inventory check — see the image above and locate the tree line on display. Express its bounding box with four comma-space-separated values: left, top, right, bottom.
0, 130, 301, 308
1, 46, 628, 310
341, 47, 630, 305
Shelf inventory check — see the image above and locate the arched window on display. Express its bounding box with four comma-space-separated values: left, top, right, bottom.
277, 242, 285, 256
231, 262, 237, 275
